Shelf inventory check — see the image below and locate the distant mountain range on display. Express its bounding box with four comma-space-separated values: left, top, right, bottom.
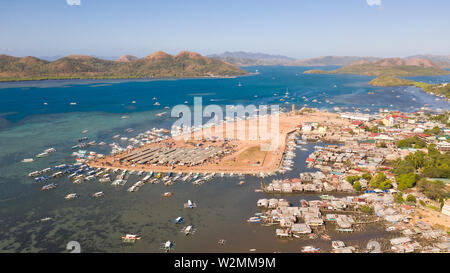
404, 55, 450, 69
208, 51, 296, 66
303, 57, 450, 77
287, 56, 382, 67
207, 52, 450, 69
0, 51, 248, 82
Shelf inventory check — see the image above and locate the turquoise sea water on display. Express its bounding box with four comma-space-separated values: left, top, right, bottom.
0, 66, 448, 252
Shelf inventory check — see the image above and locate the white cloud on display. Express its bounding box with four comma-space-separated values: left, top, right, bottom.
66, 0, 81, 6
366, 0, 382, 6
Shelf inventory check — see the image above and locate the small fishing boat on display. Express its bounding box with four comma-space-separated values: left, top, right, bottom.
64, 193, 77, 200
162, 192, 173, 197
174, 217, 184, 224
41, 183, 56, 191
92, 191, 104, 198
36, 152, 49, 158
301, 246, 320, 253
218, 239, 226, 246
28, 171, 40, 177
247, 216, 261, 223
184, 200, 197, 209
22, 158, 34, 163
238, 181, 245, 186
122, 234, 141, 243
182, 225, 194, 236
161, 241, 175, 252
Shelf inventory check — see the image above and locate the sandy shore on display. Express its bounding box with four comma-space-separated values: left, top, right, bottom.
88, 110, 351, 174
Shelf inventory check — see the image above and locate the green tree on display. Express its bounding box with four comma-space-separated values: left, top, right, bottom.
353, 181, 362, 191
370, 172, 387, 189
362, 172, 372, 181
423, 126, 441, 135
378, 179, 393, 190
396, 136, 426, 149
346, 175, 361, 185
417, 179, 449, 201
394, 193, 405, 204
396, 173, 417, 191
361, 205, 372, 214
406, 194, 416, 203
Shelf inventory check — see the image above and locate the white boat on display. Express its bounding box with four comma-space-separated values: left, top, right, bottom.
65, 193, 78, 200
28, 171, 40, 177
162, 192, 173, 197
36, 152, 49, 158
301, 246, 320, 253
92, 191, 104, 198
184, 200, 197, 209
174, 217, 184, 224
122, 234, 141, 243
182, 225, 194, 236
247, 216, 261, 223
162, 241, 175, 252
22, 158, 34, 163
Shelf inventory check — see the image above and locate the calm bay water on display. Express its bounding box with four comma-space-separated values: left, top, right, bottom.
0, 66, 448, 253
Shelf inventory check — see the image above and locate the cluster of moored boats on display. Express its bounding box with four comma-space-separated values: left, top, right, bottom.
279, 132, 310, 173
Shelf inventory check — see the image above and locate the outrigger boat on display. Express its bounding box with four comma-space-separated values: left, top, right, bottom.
184, 200, 197, 209
161, 241, 175, 252
121, 234, 141, 243
41, 183, 56, 191
36, 152, 49, 158
162, 192, 173, 197
92, 191, 104, 198
247, 216, 261, 223
174, 217, 184, 224
182, 225, 195, 236
301, 246, 320, 253
64, 193, 77, 200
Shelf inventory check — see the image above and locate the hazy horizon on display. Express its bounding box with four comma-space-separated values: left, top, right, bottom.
1, 0, 449, 59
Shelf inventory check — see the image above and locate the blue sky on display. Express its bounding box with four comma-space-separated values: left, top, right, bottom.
0, 0, 449, 58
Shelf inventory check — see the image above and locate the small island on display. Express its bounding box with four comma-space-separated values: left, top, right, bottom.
304, 57, 450, 99
304, 57, 450, 77
369, 76, 450, 99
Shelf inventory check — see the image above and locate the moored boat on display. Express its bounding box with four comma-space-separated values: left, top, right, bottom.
92, 191, 104, 198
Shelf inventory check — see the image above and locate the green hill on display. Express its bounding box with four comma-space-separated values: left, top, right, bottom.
0, 51, 248, 82
369, 76, 450, 99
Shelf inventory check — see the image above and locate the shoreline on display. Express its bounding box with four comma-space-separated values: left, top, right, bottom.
0, 73, 255, 84
87, 110, 350, 174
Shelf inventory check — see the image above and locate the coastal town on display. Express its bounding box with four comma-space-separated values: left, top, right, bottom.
251, 107, 450, 252
26, 104, 450, 253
